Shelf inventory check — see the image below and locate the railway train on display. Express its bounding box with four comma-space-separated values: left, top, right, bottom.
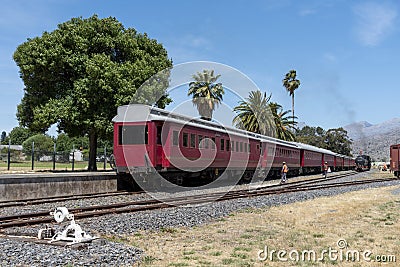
112, 104, 355, 188
390, 144, 400, 177
355, 155, 371, 172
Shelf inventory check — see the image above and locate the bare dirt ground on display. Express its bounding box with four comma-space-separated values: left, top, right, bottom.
122, 175, 400, 266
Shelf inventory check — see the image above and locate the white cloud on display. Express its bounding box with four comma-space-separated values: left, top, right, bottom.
179, 35, 212, 50
323, 53, 337, 62
299, 8, 317, 16
164, 35, 213, 63
353, 2, 397, 46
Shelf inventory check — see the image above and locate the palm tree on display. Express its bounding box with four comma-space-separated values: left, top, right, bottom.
269, 102, 297, 141
282, 70, 300, 124
232, 90, 275, 136
188, 69, 224, 120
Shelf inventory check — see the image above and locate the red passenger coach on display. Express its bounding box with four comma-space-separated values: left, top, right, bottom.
295, 143, 324, 174
343, 156, 355, 170
322, 149, 335, 170
335, 154, 345, 171
112, 104, 355, 189
113, 104, 267, 185
262, 139, 300, 176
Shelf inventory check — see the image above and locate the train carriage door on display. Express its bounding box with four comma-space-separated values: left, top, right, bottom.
392, 145, 400, 176
155, 123, 165, 168
398, 146, 400, 176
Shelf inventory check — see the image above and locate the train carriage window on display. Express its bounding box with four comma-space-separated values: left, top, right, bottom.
190, 133, 196, 148
183, 133, 188, 147
156, 126, 162, 145
240, 142, 243, 152
221, 139, 225, 151
236, 141, 239, 152
205, 136, 209, 149
118, 125, 148, 145
172, 131, 178, 146
226, 139, 230, 151
244, 143, 247, 153
198, 135, 203, 148
211, 137, 216, 149
268, 147, 274, 156
231, 141, 234, 152
248, 144, 251, 153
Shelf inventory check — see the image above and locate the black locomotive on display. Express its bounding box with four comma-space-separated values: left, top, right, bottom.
355, 155, 371, 172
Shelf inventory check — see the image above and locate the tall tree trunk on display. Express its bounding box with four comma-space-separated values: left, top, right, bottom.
88, 128, 98, 171
292, 94, 295, 125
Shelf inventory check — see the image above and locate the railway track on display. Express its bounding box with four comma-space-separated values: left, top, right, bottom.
257, 170, 359, 190
1, 172, 398, 230
0, 171, 356, 208
0, 190, 145, 208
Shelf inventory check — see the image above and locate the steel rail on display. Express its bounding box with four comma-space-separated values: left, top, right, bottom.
0, 172, 358, 223
1, 175, 398, 229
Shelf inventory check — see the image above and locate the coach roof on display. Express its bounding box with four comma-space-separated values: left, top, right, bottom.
293, 142, 336, 155
113, 104, 265, 141
113, 104, 303, 148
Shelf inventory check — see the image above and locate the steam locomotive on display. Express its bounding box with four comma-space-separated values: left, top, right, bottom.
355, 155, 371, 172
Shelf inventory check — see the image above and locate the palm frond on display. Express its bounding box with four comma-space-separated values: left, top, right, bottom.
188, 69, 224, 120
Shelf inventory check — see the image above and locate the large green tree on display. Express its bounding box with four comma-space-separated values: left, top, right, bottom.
233, 90, 274, 136
14, 15, 172, 170
188, 69, 224, 121
269, 102, 297, 141
4, 126, 34, 145
282, 70, 300, 124
1, 131, 6, 144
324, 127, 352, 156
295, 126, 352, 156
22, 134, 54, 158
295, 126, 325, 148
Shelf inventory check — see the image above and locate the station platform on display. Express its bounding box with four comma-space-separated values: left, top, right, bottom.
0, 171, 117, 201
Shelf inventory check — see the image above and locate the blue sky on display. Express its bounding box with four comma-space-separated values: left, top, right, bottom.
1, 0, 399, 135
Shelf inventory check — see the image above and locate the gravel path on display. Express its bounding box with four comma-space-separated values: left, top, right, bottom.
0, 170, 398, 266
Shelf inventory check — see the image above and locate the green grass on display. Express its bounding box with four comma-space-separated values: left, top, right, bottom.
210, 251, 222, 256
142, 255, 158, 265
168, 262, 189, 267
160, 227, 178, 234
182, 250, 195, 256
312, 233, 324, 238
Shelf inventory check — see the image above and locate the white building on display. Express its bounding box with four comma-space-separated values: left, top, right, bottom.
69, 150, 84, 161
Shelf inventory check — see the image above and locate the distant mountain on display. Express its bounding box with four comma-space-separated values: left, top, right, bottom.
344, 118, 400, 161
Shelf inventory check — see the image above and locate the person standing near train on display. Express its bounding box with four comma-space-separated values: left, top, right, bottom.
281, 162, 288, 184
323, 161, 328, 178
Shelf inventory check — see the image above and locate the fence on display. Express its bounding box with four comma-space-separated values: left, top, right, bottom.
0, 144, 113, 172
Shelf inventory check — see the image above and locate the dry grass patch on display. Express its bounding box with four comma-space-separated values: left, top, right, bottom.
124, 185, 400, 266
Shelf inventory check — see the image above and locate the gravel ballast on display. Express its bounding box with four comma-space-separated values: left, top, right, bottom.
0, 238, 142, 266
